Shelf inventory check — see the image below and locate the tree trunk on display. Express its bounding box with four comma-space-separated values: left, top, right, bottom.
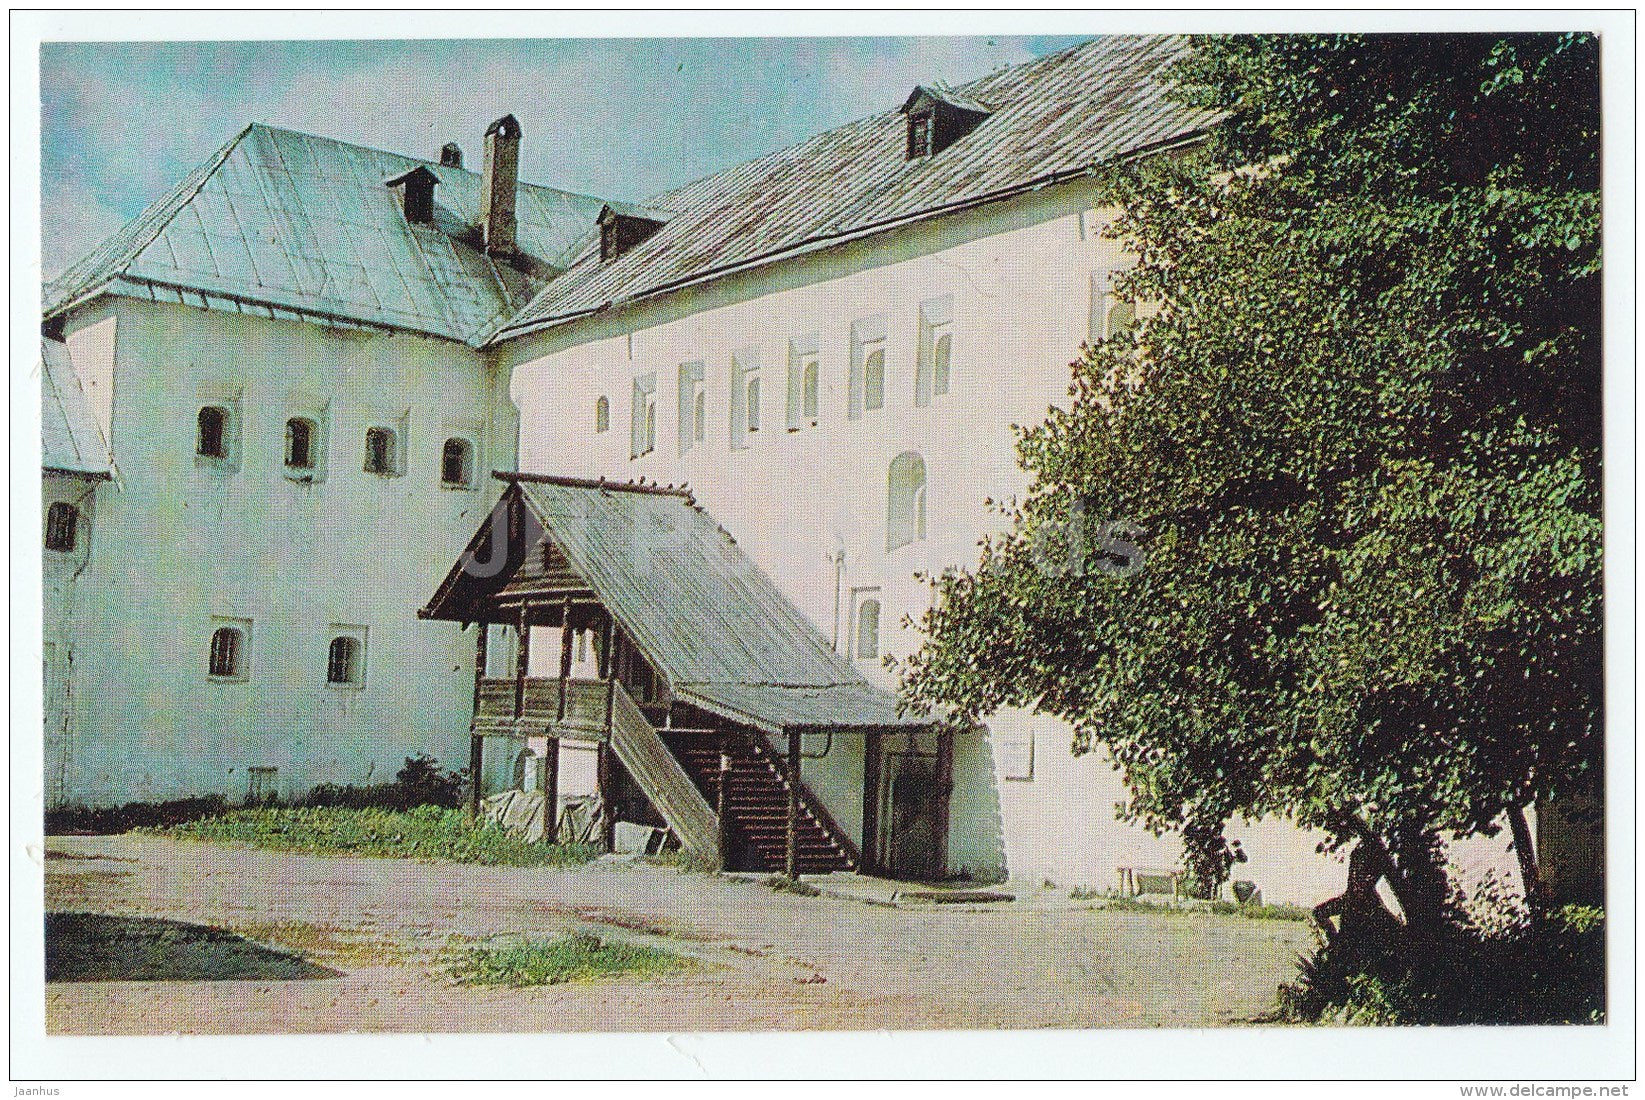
1507, 802, 1541, 909
1333, 813, 1448, 941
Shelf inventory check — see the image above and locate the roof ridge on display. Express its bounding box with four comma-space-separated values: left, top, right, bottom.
497, 470, 694, 499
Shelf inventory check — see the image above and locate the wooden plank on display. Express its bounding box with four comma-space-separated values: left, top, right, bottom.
543, 735, 560, 843
607, 681, 720, 866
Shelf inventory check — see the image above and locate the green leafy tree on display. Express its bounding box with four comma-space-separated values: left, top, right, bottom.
899, 34, 1602, 939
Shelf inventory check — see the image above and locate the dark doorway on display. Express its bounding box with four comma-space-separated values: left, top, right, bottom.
864, 731, 952, 881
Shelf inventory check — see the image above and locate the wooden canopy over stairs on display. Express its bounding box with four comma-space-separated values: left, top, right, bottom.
420, 474, 932, 875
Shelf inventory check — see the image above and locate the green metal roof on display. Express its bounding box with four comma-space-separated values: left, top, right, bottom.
44, 123, 613, 346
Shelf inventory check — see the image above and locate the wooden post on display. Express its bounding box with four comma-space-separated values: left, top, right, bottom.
716, 731, 733, 871
596, 743, 617, 852
933, 729, 955, 881
861, 729, 882, 875
542, 735, 559, 843
786, 730, 802, 881
468, 624, 489, 820
468, 733, 484, 819
513, 603, 532, 719
556, 598, 574, 720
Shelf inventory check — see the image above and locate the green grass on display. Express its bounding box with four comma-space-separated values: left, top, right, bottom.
1076, 891, 1311, 923
155, 805, 600, 867
447, 932, 692, 987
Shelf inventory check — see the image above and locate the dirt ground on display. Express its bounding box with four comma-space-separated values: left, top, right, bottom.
42, 833, 1312, 1033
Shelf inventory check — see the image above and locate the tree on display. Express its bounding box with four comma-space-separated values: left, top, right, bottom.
898, 34, 1602, 941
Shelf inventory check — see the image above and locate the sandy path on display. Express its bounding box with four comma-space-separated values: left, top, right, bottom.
43, 833, 1311, 1033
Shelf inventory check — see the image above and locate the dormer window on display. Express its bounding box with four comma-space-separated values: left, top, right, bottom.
598, 205, 667, 262
900, 84, 992, 160
385, 166, 438, 225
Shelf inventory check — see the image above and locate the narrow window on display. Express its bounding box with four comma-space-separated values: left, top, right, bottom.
802, 359, 820, 423
730, 350, 759, 450
208, 626, 244, 678
631, 374, 657, 458
677, 363, 704, 454
442, 437, 474, 486
197, 406, 227, 458
247, 766, 277, 804
285, 417, 316, 472
855, 598, 881, 660
864, 347, 886, 411
594, 396, 610, 434
44, 502, 77, 553
327, 636, 362, 686
363, 427, 396, 475
916, 296, 954, 406
849, 318, 887, 420
887, 451, 928, 551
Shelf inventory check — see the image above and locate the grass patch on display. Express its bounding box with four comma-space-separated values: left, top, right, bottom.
155, 805, 600, 867
447, 932, 692, 987
1078, 892, 1310, 922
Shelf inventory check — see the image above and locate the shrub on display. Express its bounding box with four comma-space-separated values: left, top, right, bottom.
46, 795, 229, 836
158, 806, 598, 867
302, 754, 464, 812
1279, 907, 1606, 1026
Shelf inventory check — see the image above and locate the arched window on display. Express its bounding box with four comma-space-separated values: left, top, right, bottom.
802, 360, 820, 423
363, 427, 396, 475
594, 396, 610, 434
864, 347, 886, 411
746, 376, 761, 433
197, 406, 227, 458
44, 502, 77, 553
285, 417, 317, 471
887, 451, 928, 551
855, 599, 881, 660
327, 636, 362, 686
442, 437, 474, 486
208, 626, 244, 678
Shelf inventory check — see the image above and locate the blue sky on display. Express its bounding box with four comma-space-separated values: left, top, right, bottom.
40, 35, 1089, 278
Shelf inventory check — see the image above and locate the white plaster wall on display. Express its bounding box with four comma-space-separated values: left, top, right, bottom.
49, 298, 515, 806
500, 179, 1524, 904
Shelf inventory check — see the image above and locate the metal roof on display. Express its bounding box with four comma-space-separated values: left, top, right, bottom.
422, 475, 927, 733
493, 35, 1214, 342
41, 338, 111, 479
44, 123, 614, 346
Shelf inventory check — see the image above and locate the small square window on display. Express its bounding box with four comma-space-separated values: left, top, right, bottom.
208, 619, 251, 681
45, 502, 78, 553
442, 437, 476, 487
326, 628, 367, 688
364, 426, 402, 476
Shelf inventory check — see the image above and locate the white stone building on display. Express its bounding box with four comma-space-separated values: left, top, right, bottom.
45, 36, 1522, 902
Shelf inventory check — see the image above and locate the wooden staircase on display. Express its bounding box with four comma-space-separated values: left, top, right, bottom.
664, 730, 857, 874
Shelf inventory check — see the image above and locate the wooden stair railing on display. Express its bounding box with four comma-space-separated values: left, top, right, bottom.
607, 682, 721, 867
746, 732, 862, 870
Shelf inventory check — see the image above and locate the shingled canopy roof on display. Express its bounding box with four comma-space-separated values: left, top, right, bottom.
41, 338, 111, 479
44, 123, 614, 346
491, 35, 1214, 343
421, 474, 929, 735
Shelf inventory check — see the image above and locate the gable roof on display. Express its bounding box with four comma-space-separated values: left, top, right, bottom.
41, 338, 111, 479
492, 35, 1213, 343
421, 474, 927, 733
43, 123, 614, 346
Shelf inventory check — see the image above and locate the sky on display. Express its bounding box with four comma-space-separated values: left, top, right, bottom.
39, 35, 1089, 279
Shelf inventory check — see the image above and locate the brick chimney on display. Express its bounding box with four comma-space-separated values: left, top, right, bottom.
480, 114, 520, 256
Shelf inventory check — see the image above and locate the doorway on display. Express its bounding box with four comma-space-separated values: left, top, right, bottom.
864, 729, 953, 881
